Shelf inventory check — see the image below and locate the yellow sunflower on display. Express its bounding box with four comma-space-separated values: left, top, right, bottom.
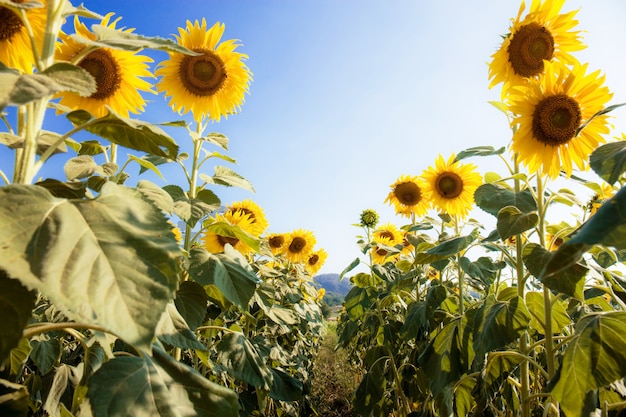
284, 229, 316, 263
384, 175, 430, 219
508, 60, 612, 179
371, 222, 403, 264
155, 19, 252, 123
421, 154, 482, 218
587, 182, 616, 216
488, 0, 584, 94
55, 13, 154, 118
225, 200, 268, 237
0, 1, 47, 73
305, 248, 328, 276
266, 232, 287, 256
203, 213, 255, 255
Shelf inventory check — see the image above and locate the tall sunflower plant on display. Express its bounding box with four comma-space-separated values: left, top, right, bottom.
338, 1, 626, 416
0, 2, 327, 417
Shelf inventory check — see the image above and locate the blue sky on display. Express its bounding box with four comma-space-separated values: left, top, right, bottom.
3, 0, 626, 275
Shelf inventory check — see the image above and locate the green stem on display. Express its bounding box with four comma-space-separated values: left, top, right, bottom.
454, 215, 465, 316
23, 322, 110, 339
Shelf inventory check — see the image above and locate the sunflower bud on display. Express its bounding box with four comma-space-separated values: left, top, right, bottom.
359, 209, 379, 228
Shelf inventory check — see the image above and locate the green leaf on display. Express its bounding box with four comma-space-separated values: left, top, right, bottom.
590, 142, 626, 185
339, 258, 360, 281
0, 378, 29, 417
0, 184, 181, 351
353, 355, 387, 417
77, 140, 107, 156
64, 155, 103, 180
549, 312, 626, 417
43, 364, 79, 417
8, 338, 30, 377
89, 24, 200, 55
343, 286, 373, 321
474, 183, 537, 217
415, 230, 479, 264
524, 243, 586, 300
174, 281, 209, 331
577, 103, 626, 136
269, 368, 302, 402
496, 206, 539, 240
41, 62, 96, 97
202, 166, 255, 192
35, 179, 86, 199
204, 221, 260, 253
66, 109, 179, 159
459, 256, 503, 288
0, 272, 35, 365
473, 294, 530, 358
454, 146, 505, 162
401, 284, 447, 339
136, 180, 173, 214
156, 302, 206, 350
201, 132, 229, 150
128, 154, 164, 180
188, 246, 259, 310
87, 347, 240, 417
216, 332, 273, 389
525, 291, 570, 335
30, 334, 60, 375
0, 0, 43, 10
163, 185, 220, 227
484, 352, 523, 387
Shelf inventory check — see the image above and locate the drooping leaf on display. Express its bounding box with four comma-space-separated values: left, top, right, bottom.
77, 140, 107, 156
156, 302, 206, 351
66, 109, 178, 159
459, 256, 504, 288
89, 24, 200, 55
269, 368, 302, 402
41, 62, 96, 97
415, 230, 479, 264
0, 378, 29, 417
188, 246, 259, 310
43, 364, 80, 417
216, 332, 273, 389
0, 184, 181, 352
0, 272, 35, 366
201, 132, 229, 150
87, 347, 240, 417
549, 312, 626, 417
35, 179, 86, 199
128, 154, 164, 180
402, 284, 447, 339
483, 352, 523, 387
8, 338, 31, 377
542, 185, 626, 279
524, 243, 586, 300
174, 281, 209, 331
496, 206, 538, 240
590, 142, 626, 185
525, 291, 570, 335
474, 183, 537, 217
454, 146, 506, 162
353, 355, 388, 417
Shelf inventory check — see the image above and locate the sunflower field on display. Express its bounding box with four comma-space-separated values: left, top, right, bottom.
2, 1, 626, 417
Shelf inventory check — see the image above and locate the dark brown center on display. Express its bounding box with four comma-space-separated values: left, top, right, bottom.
269, 235, 284, 249
394, 181, 422, 206
531, 94, 581, 146
217, 235, 239, 247
179, 48, 227, 96
308, 254, 319, 266
78, 49, 122, 100
508, 22, 555, 78
0, 7, 23, 41
289, 237, 307, 254
436, 172, 463, 199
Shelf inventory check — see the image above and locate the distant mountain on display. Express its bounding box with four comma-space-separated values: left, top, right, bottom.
313, 273, 353, 296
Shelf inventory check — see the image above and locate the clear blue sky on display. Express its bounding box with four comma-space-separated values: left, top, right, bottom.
3, 0, 626, 275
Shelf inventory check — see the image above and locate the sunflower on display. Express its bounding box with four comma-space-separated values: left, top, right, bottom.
0, 1, 47, 73
284, 229, 316, 263
55, 13, 154, 118
371, 222, 403, 264
155, 19, 252, 123
305, 248, 328, 276
422, 154, 482, 218
587, 182, 616, 216
226, 200, 268, 237
266, 232, 287, 256
488, 0, 584, 94
384, 175, 430, 219
203, 213, 255, 255
508, 60, 612, 179
359, 208, 379, 228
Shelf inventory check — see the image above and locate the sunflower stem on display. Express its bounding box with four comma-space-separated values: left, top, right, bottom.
454, 215, 465, 316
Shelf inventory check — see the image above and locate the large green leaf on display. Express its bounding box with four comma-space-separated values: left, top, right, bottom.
87, 347, 239, 417
66, 109, 178, 159
353, 355, 388, 417
590, 142, 626, 185
269, 368, 302, 402
163, 185, 220, 227
156, 302, 206, 350
88, 24, 199, 55
30, 334, 60, 375
0, 272, 35, 365
401, 284, 447, 339
473, 294, 530, 358
188, 246, 259, 310
415, 230, 479, 264
459, 256, 504, 288
525, 291, 570, 335
542, 185, 626, 279
174, 281, 209, 331
523, 243, 586, 300
496, 206, 538, 240
474, 183, 537, 217
216, 332, 273, 389
0, 184, 181, 351
343, 286, 373, 321
549, 312, 626, 417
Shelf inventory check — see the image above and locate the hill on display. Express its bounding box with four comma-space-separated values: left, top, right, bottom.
313, 273, 352, 296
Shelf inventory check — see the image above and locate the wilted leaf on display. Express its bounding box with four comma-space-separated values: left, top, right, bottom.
496, 206, 538, 240
0, 184, 181, 351
549, 312, 626, 417
474, 184, 537, 217
66, 109, 178, 159
88, 347, 240, 417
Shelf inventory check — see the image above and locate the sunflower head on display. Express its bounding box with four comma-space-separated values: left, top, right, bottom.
266, 233, 287, 256
0, 1, 47, 73
56, 13, 154, 117
384, 175, 430, 219
202, 213, 255, 255
284, 229, 316, 263
508, 60, 612, 179
371, 222, 403, 264
305, 248, 328, 276
488, 0, 585, 95
422, 154, 482, 218
359, 209, 379, 228
155, 19, 252, 123
226, 200, 268, 237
